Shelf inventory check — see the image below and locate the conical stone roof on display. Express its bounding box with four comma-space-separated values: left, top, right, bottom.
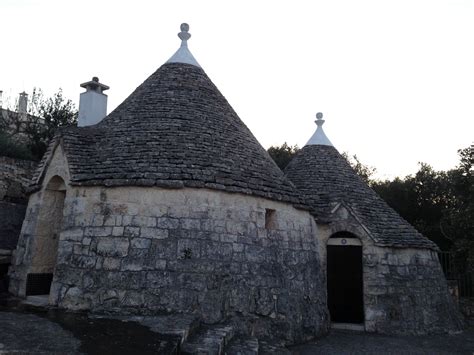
285, 120, 437, 250
34, 60, 303, 205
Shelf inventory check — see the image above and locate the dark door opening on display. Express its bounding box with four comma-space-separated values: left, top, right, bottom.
26, 273, 54, 296
0, 263, 9, 293
327, 243, 364, 323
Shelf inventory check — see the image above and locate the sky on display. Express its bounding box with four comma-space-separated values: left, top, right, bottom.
0, 0, 473, 180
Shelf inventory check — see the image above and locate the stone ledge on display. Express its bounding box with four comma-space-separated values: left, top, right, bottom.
0, 249, 12, 265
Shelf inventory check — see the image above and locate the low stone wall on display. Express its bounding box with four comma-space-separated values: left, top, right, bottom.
0, 156, 37, 204
0, 108, 45, 148
10, 186, 329, 344
0, 156, 37, 254
460, 298, 474, 322
0, 202, 28, 251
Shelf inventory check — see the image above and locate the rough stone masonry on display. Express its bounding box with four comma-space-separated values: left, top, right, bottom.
7, 24, 465, 346
10, 184, 329, 343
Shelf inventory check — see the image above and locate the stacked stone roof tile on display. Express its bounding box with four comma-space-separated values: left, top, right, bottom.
284, 145, 438, 250
30, 59, 437, 251
32, 63, 303, 206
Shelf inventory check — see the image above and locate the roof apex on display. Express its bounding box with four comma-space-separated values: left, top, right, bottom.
305, 112, 333, 147
166, 23, 201, 68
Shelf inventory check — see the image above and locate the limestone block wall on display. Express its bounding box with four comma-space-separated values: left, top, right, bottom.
10, 185, 329, 343
363, 246, 464, 334
319, 205, 464, 334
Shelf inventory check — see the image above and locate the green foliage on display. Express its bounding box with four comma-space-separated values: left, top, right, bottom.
1, 88, 77, 161
267, 142, 300, 170
373, 146, 474, 269
0, 131, 34, 160
342, 152, 377, 186
373, 164, 451, 249
25, 89, 78, 159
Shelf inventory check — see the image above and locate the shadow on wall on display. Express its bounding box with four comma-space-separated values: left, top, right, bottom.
0, 156, 38, 293
26, 176, 66, 296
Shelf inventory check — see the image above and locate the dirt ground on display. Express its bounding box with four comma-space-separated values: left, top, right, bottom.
291, 327, 474, 355
0, 295, 473, 354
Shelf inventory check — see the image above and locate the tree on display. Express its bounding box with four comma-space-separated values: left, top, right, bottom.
373, 163, 453, 250
24, 88, 78, 159
0, 131, 35, 160
0, 89, 77, 160
341, 152, 377, 185
438, 147, 474, 271
373, 146, 474, 261
267, 142, 300, 170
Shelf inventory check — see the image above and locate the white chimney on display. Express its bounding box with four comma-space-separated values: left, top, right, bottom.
18, 91, 28, 113
78, 76, 109, 127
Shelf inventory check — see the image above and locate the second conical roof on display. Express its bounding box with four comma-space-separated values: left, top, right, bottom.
285, 133, 437, 249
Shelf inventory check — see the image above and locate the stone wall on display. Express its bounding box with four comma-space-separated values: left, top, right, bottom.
0, 156, 37, 253
10, 185, 329, 344
8, 142, 463, 339
0, 108, 45, 147
319, 204, 464, 335
0, 202, 29, 251
459, 298, 474, 323
0, 156, 37, 204
363, 247, 463, 334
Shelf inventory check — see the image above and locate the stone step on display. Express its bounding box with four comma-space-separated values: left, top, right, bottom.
22, 295, 50, 307
258, 339, 291, 355
91, 313, 199, 344
224, 336, 259, 355
136, 314, 200, 344
181, 324, 235, 355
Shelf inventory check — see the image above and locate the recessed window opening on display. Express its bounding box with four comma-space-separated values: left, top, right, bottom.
265, 208, 276, 229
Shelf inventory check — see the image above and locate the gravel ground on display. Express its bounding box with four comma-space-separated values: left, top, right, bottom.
0, 309, 179, 354
291, 328, 474, 355
0, 300, 473, 355
0, 311, 81, 354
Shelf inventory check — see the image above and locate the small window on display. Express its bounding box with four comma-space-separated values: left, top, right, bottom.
265, 208, 276, 229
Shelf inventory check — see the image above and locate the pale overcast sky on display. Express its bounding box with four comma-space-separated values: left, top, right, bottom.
1, 0, 473, 179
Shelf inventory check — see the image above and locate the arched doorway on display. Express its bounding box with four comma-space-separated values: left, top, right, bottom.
327, 231, 364, 324
26, 176, 66, 296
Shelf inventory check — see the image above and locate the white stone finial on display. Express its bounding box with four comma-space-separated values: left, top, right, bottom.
178, 23, 191, 42
305, 112, 334, 147
166, 23, 201, 67
315, 112, 325, 127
